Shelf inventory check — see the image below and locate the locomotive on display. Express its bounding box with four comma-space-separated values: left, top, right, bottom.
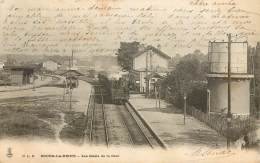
98, 73, 129, 104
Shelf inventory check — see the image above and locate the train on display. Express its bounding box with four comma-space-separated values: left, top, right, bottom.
98, 73, 129, 104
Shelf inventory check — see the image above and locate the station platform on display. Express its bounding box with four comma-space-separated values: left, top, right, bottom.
129, 94, 226, 149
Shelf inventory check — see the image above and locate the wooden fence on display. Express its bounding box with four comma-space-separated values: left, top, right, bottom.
187, 106, 257, 141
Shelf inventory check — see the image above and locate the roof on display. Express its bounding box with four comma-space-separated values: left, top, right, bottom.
134, 45, 171, 60
59, 69, 84, 76
43, 60, 57, 63
144, 72, 166, 80
133, 66, 170, 73
146, 72, 162, 79
3, 65, 38, 71
42, 59, 62, 65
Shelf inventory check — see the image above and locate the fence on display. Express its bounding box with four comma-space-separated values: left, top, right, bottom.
187, 106, 257, 142
85, 87, 95, 116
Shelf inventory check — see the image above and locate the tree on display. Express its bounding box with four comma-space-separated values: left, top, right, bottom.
168, 53, 181, 70
173, 50, 207, 98
160, 50, 208, 110
116, 41, 140, 71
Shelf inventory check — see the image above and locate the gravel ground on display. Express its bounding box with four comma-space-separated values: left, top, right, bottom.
105, 104, 133, 147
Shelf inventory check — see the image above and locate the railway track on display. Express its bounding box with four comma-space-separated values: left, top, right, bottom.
127, 102, 167, 149
84, 86, 166, 149
84, 86, 109, 147
105, 104, 134, 147
118, 103, 152, 147
121, 102, 167, 149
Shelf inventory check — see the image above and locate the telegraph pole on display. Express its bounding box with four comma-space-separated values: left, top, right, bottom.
101, 87, 104, 110
145, 51, 149, 98
227, 33, 232, 149
69, 86, 72, 111
68, 51, 73, 111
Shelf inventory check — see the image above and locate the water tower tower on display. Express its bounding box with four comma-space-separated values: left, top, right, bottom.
207, 41, 254, 115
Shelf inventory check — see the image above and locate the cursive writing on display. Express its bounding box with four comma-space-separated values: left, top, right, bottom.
0, 0, 259, 55
186, 147, 236, 158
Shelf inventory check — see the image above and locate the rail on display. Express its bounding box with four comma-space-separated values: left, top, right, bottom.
116, 105, 134, 147
84, 85, 109, 147
125, 103, 153, 148
100, 87, 109, 147
125, 102, 167, 149
82, 87, 94, 143
83, 85, 166, 149
89, 91, 95, 143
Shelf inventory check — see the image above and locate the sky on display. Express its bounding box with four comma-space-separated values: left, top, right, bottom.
0, 0, 260, 57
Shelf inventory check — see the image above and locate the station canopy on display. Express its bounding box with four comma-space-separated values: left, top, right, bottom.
59, 69, 84, 78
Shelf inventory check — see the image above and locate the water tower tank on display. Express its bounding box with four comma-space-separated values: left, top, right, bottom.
209, 42, 248, 74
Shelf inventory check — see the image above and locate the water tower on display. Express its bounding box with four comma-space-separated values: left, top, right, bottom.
255, 42, 260, 116
207, 41, 254, 115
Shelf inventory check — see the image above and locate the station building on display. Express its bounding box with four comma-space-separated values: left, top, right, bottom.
133, 45, 171, 94
3, 65, 36, 86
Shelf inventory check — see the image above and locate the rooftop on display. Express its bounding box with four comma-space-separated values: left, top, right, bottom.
134, 45, 171, 60
59, 69, 84, 77
3, 65, 39, 71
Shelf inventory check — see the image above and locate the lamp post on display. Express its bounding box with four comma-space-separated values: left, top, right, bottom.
207, 89, 211, 116
158, 82, 161, 109
145, 51, 149, 98
184, 93, 187, 125
69, 77, 73, 112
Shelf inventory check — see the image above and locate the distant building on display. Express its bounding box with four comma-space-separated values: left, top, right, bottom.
0, 70, 10, 86
42, 60, 59, 71
3, 65, 36, 85
133, 45, 171, 94
60, 69, 84, 77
